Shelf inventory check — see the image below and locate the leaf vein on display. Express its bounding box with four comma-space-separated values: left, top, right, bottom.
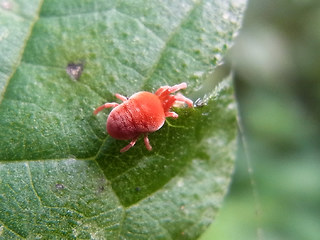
0, 219, 25, 239
0, 8, 32, 21
113, 8, 165, 43
117, 210, 127, 239
39, 8, 115, 19
25, 162, 43, 208
0, 0, 45, 105
142, 209, 173, 240
140, 0, 204, 89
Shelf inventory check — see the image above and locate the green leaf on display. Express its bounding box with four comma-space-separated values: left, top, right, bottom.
0, 0, 245, 239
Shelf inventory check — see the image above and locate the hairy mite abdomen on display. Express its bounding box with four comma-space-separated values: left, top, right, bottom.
107, 92, 165, 140
94, 82, 193, 152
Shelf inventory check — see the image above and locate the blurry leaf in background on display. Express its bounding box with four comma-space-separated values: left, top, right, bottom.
201, 0, 320, 239
0, 0, 246, 239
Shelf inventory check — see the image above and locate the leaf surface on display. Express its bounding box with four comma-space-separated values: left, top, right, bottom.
0, 0, 245, 239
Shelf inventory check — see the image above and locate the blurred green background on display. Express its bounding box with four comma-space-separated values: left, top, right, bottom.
201, 0, 320, 239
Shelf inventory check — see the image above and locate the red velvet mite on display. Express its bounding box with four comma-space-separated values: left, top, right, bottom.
94, 82, 193, 152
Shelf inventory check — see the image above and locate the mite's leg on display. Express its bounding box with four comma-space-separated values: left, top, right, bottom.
120, 137, 138, 153
94, 103, 119, 115
165, 112, 178, 118
143, 134, 152, 151
155, 82, 187, 97
167, 82, 187, 93
174, 93, 193, 107
115, 94, 128, 102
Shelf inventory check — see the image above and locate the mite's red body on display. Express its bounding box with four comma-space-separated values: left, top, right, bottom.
94, 82, 193, 152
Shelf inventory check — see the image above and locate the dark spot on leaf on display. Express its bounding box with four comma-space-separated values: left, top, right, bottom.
98, 185, 105, 192
66, 62, 84, 80
55, 183, 65, 190
97, 177, 107, 193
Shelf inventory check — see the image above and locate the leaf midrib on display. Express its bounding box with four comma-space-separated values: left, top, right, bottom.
0, 0, 45, 105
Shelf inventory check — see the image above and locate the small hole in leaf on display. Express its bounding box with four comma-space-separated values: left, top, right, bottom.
98, 185, 105, 192
66, 62, 84, 80
55, 183, 65, 190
